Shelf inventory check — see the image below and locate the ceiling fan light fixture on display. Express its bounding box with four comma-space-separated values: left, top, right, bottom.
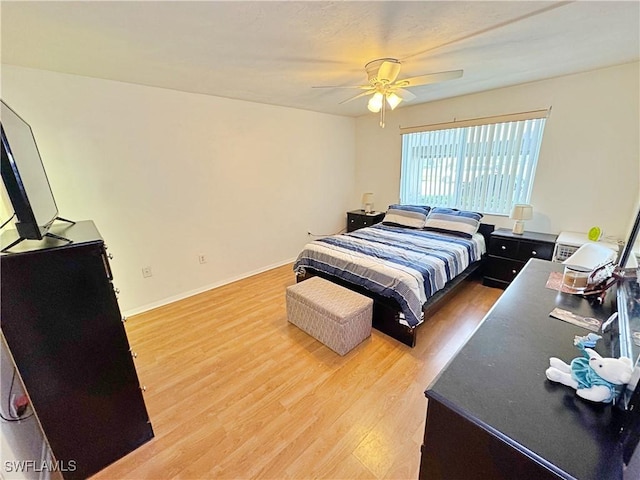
367, 100, 381, 113
367, 92, 383, 113
386, 92, 402, 110
320, 57, 462, 129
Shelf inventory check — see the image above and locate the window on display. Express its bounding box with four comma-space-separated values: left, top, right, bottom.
400, 110, 548, 215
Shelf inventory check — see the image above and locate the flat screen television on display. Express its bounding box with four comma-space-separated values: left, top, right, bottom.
0, 100, 72, 252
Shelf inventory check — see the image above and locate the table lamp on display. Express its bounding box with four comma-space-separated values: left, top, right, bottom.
510, 204, 533, 234
362, 193, 374, 214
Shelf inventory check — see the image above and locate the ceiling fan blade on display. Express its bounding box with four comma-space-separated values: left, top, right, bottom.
312, 84, 370, 89
339, 90, 375, 105
395, 88, 416, 102
394, 69, 463, 88
378, 60, 402, 83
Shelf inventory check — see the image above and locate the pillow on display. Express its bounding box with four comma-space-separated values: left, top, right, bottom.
382, 204, 430, 229
401, 204, 431, 211
386, 204, 431, 214
424, 207, 482, 238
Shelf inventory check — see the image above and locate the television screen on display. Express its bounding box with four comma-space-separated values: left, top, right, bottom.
1, 100, 59, 241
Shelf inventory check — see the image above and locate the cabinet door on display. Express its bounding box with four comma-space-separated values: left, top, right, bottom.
1, 242, 153, 480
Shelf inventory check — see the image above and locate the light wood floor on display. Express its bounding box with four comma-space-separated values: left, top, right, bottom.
91, 264, 502, 480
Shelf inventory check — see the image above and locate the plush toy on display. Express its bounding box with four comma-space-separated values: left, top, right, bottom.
545, 333, 634, 403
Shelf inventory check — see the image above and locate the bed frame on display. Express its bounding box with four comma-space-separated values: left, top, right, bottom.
296, 223, 495, 348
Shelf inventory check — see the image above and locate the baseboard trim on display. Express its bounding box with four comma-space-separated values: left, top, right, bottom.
122, 257, 296, 318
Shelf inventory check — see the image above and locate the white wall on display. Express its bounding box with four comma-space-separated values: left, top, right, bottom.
2, 63, 638, 312
355, 62, 640, 239
1, 65, 356, 315
0, 55, 638, 480
0, 66, 355, 478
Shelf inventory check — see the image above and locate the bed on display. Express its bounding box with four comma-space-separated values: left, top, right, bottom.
293, 207, 494, 347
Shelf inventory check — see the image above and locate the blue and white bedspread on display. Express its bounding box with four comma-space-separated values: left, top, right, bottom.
293, 224, 486, 327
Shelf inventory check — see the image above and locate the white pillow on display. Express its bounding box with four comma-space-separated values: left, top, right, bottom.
382, 205, 430, 229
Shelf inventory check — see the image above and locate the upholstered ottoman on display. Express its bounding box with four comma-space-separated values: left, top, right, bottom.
286, 276, 373, 355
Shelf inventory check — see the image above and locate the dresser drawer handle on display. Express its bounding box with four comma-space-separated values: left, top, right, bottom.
512, 269, 517, 274
532, 250, 537, 256
501, 245, 506, 250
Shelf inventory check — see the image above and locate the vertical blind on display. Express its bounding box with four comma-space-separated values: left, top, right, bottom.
400, 112, 548, 215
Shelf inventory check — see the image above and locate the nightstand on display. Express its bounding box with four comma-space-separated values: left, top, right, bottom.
346, 210, 385, 232
483, 228, 558, 289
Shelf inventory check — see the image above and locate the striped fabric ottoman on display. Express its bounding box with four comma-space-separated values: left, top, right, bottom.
286, 276, 373, 355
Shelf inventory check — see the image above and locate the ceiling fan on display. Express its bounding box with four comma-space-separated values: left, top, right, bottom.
314, 58, 463, 128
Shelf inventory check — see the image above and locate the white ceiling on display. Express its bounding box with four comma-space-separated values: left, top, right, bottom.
1, 1, 639, 117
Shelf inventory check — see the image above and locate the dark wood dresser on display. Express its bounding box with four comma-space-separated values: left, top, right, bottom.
1, 221, 153, 479
420, 259, 636, 480
483, 228, 557, 288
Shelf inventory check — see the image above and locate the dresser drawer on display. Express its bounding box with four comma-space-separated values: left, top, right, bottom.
485, 257, 524, 283
347, 215, 367, 231
350, 216, 376, 228
346, 211, 385, 232
514, 240, 555, 262
484, 229, 558, 289
489, 237, 520, 258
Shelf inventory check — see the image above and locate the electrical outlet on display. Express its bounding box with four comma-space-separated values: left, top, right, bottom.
198, 254, 206, 264
142, 266, 153, 278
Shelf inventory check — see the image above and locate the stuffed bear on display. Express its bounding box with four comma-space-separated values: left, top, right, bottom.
545, 334, 634, 403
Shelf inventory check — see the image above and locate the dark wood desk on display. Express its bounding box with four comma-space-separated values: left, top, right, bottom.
420, 259, 627, 480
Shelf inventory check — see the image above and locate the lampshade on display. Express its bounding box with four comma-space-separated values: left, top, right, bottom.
510, 204, 533, 234
510, 204, 533, 221
362, 192, 374, 213
367, 93, 383, 113
368, 89, 405, 128
386, 92, 402, 110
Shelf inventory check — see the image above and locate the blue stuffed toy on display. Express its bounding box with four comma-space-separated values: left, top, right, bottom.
545, 333, 634, 403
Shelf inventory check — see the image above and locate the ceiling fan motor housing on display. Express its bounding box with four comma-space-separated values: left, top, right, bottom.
365, 58, 401, 85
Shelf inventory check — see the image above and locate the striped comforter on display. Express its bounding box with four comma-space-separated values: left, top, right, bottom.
293, 224, 486, 327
